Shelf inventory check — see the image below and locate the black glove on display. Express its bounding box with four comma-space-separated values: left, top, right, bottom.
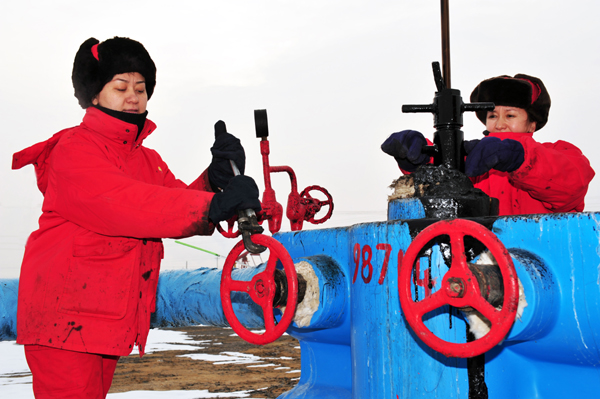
381, 130, 429, 172
464, 137, 525, 177
208, 120, 246, 191
208, 175, 262, 223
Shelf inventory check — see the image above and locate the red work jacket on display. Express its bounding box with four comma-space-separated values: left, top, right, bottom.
470, 132, 595, 215
410, 132, 594, 216
12, 107, 215, 356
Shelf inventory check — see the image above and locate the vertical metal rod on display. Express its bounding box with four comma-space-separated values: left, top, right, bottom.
440, 0, 451, 88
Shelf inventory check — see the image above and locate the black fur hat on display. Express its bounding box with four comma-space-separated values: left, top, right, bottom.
470, 74, 551, 131
72, 37, 156, 109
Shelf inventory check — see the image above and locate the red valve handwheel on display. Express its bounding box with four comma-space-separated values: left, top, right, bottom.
216, 216, 241, 238
398, 219, 519, 358
220, 234, 298, 345
300, 185, 334, 224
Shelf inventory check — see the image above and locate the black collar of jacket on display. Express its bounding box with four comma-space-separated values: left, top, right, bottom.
93, 105, 148, 140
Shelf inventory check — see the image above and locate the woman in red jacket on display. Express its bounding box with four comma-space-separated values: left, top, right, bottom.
12, 37, 261, 398
381, 73, 595, 216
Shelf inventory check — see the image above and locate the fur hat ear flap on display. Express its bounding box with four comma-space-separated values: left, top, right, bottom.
470, 74, 551, 131
514, 73, 550, 130
71, 36, 157, 109
72, 38, 103, 109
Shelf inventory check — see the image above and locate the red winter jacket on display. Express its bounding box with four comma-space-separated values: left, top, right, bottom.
470, 132, 595, 215
12, 107, 215, 356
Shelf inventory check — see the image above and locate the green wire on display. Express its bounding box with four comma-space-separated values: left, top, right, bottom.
174, 240, 220, 257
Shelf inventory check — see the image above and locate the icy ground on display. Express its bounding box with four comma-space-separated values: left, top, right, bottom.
0, 327, 295, 398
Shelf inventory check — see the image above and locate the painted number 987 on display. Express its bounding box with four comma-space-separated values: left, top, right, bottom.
352, 242, 432, 299
352, 243, 396, 285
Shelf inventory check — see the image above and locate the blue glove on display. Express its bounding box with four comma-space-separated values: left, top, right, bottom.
208, 120, 246, 191
208, 175, 262, 223
381, 130, 429, 172
464, 137, 525, 177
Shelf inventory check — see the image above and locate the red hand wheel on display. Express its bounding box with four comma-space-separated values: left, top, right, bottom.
216, 216, 241, 239
398, 219, 519, 358
300, 185, 334, 224
220, 234, 298, 345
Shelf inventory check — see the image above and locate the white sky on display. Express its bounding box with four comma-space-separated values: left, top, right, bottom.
2, 1, 599, 278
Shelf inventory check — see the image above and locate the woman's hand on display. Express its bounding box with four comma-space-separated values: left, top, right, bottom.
208, 120, 246, 191
464, 137, 524, 177
381, 130, 429, 172
208, 175, 262, 223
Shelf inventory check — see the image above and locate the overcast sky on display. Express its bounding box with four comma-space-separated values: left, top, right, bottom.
1, 1, 599, 278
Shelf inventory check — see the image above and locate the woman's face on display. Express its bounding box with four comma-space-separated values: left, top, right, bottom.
92, 72, 148, 113
485, 106, 536, 133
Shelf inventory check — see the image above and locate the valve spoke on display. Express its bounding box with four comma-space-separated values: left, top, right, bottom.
449, 233, 469, 274
262, 301, 276, 329
229, 280, 251, 293
413, 290, 449, 316
471, 296, 502, 324
264, 250, 278, 274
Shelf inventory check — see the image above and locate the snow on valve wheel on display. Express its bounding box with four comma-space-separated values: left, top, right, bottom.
398, 219, 519, 358
220, 234, 297, 345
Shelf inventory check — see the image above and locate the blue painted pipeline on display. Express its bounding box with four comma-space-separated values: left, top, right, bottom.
0, 279, 18, 340
0, 264, 268, 341
152, 265, 267, 329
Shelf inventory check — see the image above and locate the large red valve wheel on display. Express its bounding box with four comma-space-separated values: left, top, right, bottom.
300, 185, 334, 224
220, 234, 298, 345
398, 219, 519, 358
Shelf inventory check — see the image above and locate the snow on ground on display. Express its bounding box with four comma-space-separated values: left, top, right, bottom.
0, 327, 294, 398
108, 389, 256, 398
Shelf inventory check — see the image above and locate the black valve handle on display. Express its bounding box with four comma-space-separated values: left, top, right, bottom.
400, 62, 498, 171
464, 103, 495, 112
402, 104, 435, 113
255, 109, 269, 139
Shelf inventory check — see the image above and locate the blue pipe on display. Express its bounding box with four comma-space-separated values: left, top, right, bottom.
0, 279, 18, 340
152, 265, 266, 329
0, 265, 270, 341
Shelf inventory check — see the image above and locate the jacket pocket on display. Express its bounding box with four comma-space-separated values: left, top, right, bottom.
58, 234, 138, 320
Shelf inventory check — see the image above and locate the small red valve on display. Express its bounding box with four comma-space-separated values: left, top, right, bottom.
254, 109, 334, 233
300, 185, 334, 225
398, 219, 519, 358
287, 186, 334, 231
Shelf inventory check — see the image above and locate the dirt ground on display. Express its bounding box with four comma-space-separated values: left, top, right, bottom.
109, 326, 301, 398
